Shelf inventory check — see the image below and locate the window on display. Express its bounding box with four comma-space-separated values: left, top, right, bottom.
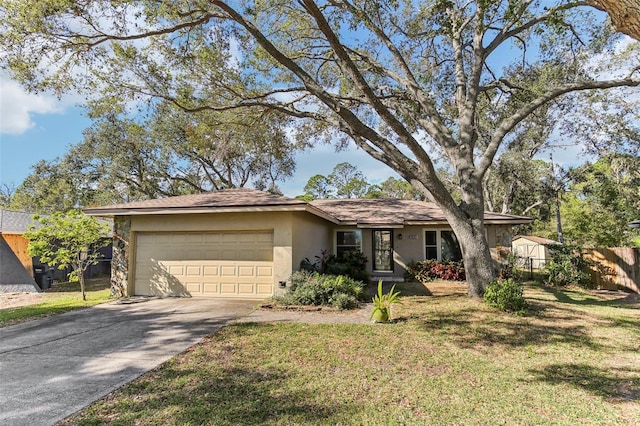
425, 230, 438, 260
336, 230, 362, 258
424, 229, 462, 262
373, 229, 393, 271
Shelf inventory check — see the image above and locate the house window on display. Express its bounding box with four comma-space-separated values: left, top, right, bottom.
336, 230, 362, 258
373, 229, 393, 272
424, 229, 463, 262
425, 230, 438, 260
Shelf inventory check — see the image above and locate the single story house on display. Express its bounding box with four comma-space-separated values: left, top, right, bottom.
84, 189, 531, 299
512, 235, 560, 270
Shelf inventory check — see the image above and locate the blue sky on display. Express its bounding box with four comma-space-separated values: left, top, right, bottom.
0, 72, 395, 197
0, 70, 587, 199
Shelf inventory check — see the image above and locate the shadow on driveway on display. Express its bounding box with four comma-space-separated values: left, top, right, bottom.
0, 297, 258, 426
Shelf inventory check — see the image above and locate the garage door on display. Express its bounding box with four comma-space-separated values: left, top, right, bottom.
134, 231, 274, 298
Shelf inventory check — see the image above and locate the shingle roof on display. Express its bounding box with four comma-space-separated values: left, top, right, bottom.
83, 188, 306, 214
83, 189, 531, 225
513, 235, 559, 245
0, 209, 39, 234
310, 198, 531, 225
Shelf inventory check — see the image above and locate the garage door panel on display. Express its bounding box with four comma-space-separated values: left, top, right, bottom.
135, 232, 273, 298
203, 266, 219, 276
185, 265, 202, 276
166, 264, 183, 275
257, 266, 273, 276
238, 266, 255, 276
238, 283, 256, 294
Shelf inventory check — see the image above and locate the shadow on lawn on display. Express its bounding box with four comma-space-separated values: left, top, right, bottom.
417, 310, 599, 350
534, 285, 639, 310
527, 363, 640, 402
76, 361, 360, 425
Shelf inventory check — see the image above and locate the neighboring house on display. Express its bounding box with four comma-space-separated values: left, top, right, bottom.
0, 209, 37, 278
0, 209, 41, 292
84, 189, 531, 299
0, 235, 41, 293
512, 235, 560, 270
0, 209, 113, 291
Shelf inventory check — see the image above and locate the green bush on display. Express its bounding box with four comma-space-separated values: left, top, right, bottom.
276, 271, 365, 309
544, 244, 591, 287
326, 250, 370, 283
405, 259, 465, 282
484, 278, 528, 315
299, 250, 369, 283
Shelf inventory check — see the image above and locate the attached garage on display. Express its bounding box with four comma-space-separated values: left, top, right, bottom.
84, 188, 530, 299
134, 231, 274, 298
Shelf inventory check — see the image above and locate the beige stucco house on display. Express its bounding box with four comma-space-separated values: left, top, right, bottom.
84, 189, 531, 299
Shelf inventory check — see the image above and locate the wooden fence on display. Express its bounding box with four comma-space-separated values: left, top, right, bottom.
583, 248, 640, 294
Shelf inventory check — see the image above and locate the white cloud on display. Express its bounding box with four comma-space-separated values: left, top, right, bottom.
0, 73, 65, 135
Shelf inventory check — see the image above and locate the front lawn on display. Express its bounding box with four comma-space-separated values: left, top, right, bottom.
62, 281, 639, 425
0, 277, 112, 327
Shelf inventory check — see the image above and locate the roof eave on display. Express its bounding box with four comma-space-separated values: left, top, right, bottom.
484, 219, 533, 225
304, 204, 340, 224
84, 204, 308, 216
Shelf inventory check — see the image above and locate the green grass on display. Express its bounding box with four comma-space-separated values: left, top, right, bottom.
0, 278, 113, 327
62, 281, 639, 425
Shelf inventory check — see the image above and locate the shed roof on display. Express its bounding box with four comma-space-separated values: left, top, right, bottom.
513, 235, 559, 245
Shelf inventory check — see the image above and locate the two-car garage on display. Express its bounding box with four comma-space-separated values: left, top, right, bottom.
83, 189, 327, 300
133, 231, 275, 298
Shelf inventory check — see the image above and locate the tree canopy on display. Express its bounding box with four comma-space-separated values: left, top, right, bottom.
2, 1, 638, 296
8, 102, 301, 212
25, 210, 111, 300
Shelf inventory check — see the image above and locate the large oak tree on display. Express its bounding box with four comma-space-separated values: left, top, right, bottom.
2, 1, 638, 297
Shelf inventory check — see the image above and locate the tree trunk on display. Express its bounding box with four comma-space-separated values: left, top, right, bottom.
78, 269, 87, 301
417, 164, 496, 298
588, 0, 640, 41
447, 209, 496, 298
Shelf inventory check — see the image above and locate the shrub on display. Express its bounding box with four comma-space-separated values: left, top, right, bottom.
299, 250, 369, 283
405, 259, 466, 282
329, 293, 360, 310
484, 278, 528, 315
326, 250, 370, 283
276, 271, 365, 309
544, 244, 591, 287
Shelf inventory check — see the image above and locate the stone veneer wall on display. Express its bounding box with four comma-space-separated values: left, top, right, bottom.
111, 216, 131, 297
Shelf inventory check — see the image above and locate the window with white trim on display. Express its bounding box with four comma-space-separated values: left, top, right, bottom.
424, 229, 462, 262
336, 230, 362, 258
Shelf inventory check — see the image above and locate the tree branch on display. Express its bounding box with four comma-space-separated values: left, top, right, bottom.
477, 76, 640, 177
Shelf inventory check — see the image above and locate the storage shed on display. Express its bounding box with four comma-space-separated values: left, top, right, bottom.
512, 235, 560, 270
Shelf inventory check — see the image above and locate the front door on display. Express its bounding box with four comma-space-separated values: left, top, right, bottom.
373, 230, 393, 272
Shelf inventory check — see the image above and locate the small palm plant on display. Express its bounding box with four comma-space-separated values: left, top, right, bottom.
370, 280, 402, 323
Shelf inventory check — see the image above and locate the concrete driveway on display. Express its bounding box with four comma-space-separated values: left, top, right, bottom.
0, 298, 257, 426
